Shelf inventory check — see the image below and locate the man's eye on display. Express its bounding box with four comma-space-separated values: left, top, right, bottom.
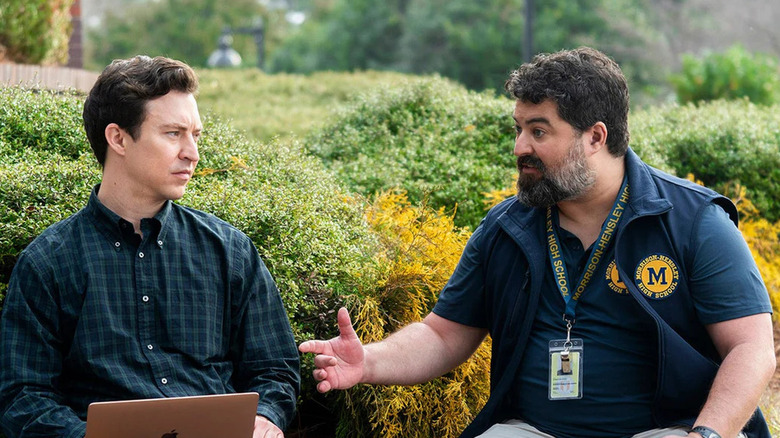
167, 131, 179, 137
514, 126, 522, 135
533, 129, 545, 138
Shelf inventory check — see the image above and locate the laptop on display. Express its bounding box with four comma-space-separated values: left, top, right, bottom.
85, 392, 259, 438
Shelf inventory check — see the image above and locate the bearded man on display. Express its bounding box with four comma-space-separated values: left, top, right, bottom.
299, 47, 775, 438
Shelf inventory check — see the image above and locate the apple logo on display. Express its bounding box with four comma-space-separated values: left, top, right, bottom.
160, 430, 178, 438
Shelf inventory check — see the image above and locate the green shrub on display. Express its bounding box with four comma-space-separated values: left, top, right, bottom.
306, 76, 516, 229
182, 117, 381, 340
0, 87, 86, 160
670, 45, 780, 105
0, 87, 97, 298
631, 99, 780, 221
195, 68, 421, 143
0, 0, 74, 64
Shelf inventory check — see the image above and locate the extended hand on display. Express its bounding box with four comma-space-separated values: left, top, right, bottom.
298, 307, 365, 392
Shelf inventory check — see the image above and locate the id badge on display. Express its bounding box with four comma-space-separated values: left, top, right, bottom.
548, 338, 583, 400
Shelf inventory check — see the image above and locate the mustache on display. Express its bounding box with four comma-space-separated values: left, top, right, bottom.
517, 155, 545, 172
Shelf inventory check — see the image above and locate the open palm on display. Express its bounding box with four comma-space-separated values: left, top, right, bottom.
298, 308, 365, 392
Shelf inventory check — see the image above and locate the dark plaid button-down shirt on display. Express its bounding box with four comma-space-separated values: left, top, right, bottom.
0, 186, 300, 438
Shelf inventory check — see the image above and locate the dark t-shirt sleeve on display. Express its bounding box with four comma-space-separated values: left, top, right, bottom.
432, 224, 490, 328
689, 203, 772, 325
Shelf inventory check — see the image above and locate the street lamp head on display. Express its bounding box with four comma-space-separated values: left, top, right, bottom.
218, 34, 233, 50
207, 34, 242, 68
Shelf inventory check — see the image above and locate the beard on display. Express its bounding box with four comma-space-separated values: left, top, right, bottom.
515, 138, 596, 208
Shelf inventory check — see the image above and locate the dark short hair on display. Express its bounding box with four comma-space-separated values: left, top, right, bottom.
83, 55, 199, 166
505, 47, 630, 156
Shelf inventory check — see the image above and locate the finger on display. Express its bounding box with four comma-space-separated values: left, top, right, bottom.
299, 340, 329, 354
317, 380, 333, 393
313, 369, 327, 381
313, 355, 337, 368
337, 307, 360, 341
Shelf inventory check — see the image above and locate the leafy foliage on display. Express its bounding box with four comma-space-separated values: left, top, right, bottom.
269, 0, 673, 95
670, 45, 780, 105
184, 132, 380, 344
306, 76, 516, 229
268, 0, 405, 74
86, 0, 283, 69
720, 182, 780, 319
0, 87, 95, 289
332, 191, 490, 438
0, 0, 74, 64
0, 87, 86, 159
195, 68, 422, 142
631, 99, 780, 222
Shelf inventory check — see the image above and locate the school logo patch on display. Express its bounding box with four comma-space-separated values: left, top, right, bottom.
635, 254, 679, 299
605, 260, 627, 294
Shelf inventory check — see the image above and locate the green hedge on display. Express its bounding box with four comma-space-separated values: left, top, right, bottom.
631, 99, 780, 221
0, 88, 95, 290
305, 77, 780, 229
670, 45, 780, 106
305, 76, 517, 229
195, 68, 422, 143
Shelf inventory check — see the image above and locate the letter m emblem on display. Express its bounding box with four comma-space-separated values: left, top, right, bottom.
647, 267, 667, 285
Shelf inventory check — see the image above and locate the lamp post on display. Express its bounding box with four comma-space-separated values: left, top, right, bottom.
524, 0, 534, 63
207, 18, 265, 69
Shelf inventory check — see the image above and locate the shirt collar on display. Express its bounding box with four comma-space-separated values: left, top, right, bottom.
624, 148, 673, 216
85, 184, 172, 246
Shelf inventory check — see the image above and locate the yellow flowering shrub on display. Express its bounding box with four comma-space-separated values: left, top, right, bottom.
482, 176, 516, 210
337, 191, 491, 438
714, 181, 780, 318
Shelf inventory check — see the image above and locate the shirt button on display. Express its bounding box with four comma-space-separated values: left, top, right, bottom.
161, 378, 168, 385
114, 242, 121, 248
147, 344, 153, 350
142, 295, 149, 302
138, 252, 145, 258
157, 240, 163, 247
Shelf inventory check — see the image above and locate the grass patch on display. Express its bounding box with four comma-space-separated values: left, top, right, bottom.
195, 68, 429, 142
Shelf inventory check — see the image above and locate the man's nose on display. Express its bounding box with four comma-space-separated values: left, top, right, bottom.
180, 134, 200, 163
514, 132, 533, 157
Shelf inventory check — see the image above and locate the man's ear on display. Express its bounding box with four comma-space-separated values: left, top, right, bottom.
585, 121, 608, 154
105, 123, 128, 157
